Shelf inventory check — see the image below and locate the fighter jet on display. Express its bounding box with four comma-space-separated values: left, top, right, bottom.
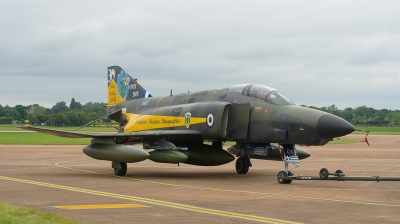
21, 66, 355, 184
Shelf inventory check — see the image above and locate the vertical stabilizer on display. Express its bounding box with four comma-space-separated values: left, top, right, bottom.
107, 66, 152, 106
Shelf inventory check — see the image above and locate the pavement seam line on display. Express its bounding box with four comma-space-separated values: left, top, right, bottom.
53, 204, 150, 210
0, 175, 301, 224
55, 159, 400, 208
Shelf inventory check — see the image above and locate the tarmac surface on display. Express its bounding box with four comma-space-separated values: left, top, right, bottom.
1, 135, 400, 223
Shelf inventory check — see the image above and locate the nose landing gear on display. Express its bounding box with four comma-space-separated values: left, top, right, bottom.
277, 171, 294, 184
277, 144, 299, 184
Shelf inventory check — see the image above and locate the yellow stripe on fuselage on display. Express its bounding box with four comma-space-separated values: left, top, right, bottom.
124, 113, 206, 132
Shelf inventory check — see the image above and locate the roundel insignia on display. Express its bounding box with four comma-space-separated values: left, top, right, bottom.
207, 114, 214, 127
185, 112, 191, 128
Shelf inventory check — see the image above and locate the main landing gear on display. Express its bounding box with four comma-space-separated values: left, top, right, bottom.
112, 161, 127, 176
235, 155, 252, 174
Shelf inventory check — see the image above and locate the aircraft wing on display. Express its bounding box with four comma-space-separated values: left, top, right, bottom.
18, 126, 202, 140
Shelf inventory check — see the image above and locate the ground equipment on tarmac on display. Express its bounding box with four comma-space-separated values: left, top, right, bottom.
277, 168, 400, 184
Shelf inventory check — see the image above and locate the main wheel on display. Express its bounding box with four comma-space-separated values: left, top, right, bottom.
277, 171, 292, 184
114, 162, 127, 176
235, 156, 250, 174
319, 168, 329, 179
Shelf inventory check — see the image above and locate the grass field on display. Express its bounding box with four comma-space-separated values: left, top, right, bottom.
353, 126, 400, 135
328, 138, 361, 144
0, 132, 91, 145
0, 202, 85, 224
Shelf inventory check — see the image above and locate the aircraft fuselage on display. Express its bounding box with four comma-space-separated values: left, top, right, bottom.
107, 88, 354, 147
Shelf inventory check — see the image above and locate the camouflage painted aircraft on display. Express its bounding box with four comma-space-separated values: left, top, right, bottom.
22, 66, 355, 184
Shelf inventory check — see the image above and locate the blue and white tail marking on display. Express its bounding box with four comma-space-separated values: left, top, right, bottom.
107, 66, 152, 106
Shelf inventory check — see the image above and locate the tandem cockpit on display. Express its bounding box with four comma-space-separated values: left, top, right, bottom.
229, 84, 295, 106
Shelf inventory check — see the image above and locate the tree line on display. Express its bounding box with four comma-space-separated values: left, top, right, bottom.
1, 98, 399, 126
303, 105, 400, 126
0, 98, 109, 126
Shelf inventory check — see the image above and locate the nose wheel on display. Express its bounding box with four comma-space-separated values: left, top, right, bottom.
277, 171, 293, 184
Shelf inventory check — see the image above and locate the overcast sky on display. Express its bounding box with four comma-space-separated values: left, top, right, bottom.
1, 1, 399, 110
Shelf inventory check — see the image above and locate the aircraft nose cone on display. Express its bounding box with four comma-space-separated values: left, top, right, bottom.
317, 114, 355, 138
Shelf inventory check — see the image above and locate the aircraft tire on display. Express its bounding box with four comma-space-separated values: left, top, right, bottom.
286, 171, 293, 184
277, 171, 292, 184
235, 156, 250, 174
319, 168, 329, 180
114, 162, 127, 176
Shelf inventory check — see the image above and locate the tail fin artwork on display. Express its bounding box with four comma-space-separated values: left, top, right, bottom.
107, 66, 152, 106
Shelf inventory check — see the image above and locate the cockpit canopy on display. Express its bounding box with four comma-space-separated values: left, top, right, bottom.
229, 84, 295, 106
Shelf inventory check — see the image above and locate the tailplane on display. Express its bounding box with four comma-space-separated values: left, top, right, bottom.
107, 66, 152, 106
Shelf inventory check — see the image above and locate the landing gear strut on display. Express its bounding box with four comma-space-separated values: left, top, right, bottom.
276, 144, 298, 184
112, 161, 127, 176
236, 155, 251, 174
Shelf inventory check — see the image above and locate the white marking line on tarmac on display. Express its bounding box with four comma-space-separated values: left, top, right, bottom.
0, 166, 55, 172
0, 175, 301, 224
53, 204, 150, 210
295, 188, 358, 191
